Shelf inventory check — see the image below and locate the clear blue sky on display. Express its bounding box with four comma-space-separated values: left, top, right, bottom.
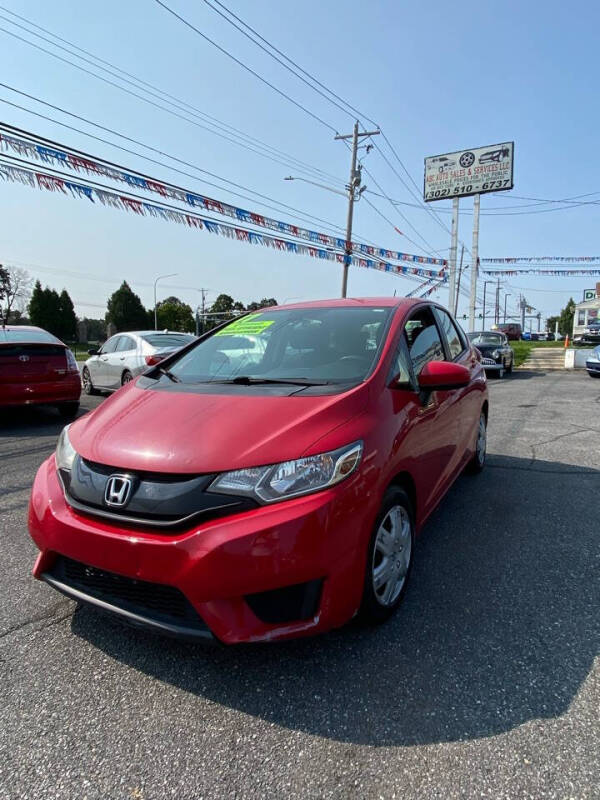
1, 0, 599, 326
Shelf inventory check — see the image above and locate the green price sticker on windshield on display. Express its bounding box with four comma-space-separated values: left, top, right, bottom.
215, 314, 275, 337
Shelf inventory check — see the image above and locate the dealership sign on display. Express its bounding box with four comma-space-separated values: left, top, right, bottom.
424, 142, 514, 202
583, 289, 596, 301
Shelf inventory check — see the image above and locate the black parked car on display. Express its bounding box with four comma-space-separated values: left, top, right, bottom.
467, 331, 514, 378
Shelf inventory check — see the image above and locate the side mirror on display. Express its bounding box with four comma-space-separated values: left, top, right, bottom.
88, 347, 99, 356
418, 361, 470, 391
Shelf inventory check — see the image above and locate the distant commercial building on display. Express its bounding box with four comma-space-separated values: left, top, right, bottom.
573, 282, 600, 341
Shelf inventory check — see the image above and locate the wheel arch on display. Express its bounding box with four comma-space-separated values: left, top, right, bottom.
386, 470, 417, 526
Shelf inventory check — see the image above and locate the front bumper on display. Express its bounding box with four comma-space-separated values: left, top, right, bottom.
586, 360, 600, 374
29, 456, 374, 644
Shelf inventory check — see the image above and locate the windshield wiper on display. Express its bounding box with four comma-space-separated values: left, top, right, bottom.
157, 366, 181, 383
216, 376, 329, 386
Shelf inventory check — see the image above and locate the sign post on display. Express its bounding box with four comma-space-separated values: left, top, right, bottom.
424, 142, 514, 321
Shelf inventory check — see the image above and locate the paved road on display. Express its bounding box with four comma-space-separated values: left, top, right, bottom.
1, 373, 598, 799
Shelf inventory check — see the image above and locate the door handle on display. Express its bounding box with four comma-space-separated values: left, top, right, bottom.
120, 357, 125, 360
101, 356, 108, 361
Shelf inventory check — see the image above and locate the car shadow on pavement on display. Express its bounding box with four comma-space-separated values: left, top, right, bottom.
71, 453, 599, 747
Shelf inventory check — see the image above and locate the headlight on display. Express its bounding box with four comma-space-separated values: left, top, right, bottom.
210, 441, 363, 504
492, 349, 500, 359
55, 425, 76, 471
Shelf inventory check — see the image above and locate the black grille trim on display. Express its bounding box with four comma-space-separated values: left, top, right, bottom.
245, 579, 323, 624
46, 556, 211, 638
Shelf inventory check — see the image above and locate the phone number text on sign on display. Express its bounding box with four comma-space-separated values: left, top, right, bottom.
424, 142, 514, 201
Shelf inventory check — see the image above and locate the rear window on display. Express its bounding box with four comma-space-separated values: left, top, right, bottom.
0, 329, 58, 344
141, 334, 195, 348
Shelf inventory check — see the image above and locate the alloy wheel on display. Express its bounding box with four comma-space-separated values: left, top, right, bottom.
476, 414, 487, 467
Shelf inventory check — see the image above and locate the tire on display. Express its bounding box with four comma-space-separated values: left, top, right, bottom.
121, 370, 134, 386
81, 367, 98, 396
506, 357, 513, 374
497, 366, 505, 378
57, 402, 79, 420
359, 487, 414, 624
467, 411, 487, 474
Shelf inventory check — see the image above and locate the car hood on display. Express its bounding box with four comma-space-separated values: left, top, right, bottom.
69, 381, 369, 474
473, 343, 502, 353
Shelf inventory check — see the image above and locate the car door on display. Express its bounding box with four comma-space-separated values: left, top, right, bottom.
433, 306, 481, 465
89, 336, 119, 388
103, 335, 133, 389
109, 334, 138, 388
389, 305, 460, 516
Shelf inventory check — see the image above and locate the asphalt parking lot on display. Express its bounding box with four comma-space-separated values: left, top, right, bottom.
1, 371, 598, 800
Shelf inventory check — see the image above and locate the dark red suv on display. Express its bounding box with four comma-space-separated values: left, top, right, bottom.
29, 299, 488, 644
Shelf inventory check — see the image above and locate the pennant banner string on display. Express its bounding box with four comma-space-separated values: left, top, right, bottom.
0, 161, 447, 281
482, 257, 600, 264
481, 268, 600, 276
0, 132, 447, 268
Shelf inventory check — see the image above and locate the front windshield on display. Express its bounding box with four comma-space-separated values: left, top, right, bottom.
468, 332, 503, 346
165, 307, 394, 384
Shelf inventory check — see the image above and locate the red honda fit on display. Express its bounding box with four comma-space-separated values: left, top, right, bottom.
29, 299, 487, 644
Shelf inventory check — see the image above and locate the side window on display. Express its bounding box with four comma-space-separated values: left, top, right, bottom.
404, 307, 445, 375
433, 307, 465, 360
101, 336, 120, 354
117, 336, 136, 352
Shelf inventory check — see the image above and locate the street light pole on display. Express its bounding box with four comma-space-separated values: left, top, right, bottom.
334, 122, 380, 298
153, 272, 177, 330
504, 293, 511, 323
482, 280, 494, 330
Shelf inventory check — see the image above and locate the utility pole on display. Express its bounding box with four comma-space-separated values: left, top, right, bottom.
520, 295, 527, 331
468, 193, 480, 332
495, 278, 500, 325
454, 244, 465, 316
335, 122, 380, 298
448, 197, 459, 313
504, 293, 511, 323
196, 288, 209, 336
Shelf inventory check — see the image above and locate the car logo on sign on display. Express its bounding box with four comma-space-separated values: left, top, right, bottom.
104, 475, 134, 507
19, 355, 30, 362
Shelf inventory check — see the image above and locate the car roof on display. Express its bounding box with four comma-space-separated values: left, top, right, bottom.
107, 330, 193, 337
267, 297, 423, 310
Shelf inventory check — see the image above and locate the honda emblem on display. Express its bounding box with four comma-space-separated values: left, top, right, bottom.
104, 475, 134, 507
19, 354, 30, 362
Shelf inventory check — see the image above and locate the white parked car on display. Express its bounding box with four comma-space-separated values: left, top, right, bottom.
82, 330, 195, 394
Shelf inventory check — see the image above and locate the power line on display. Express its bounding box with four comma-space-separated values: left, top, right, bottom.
0, 2, 343, 183
153, 0, 338, 133
0, 19, 344, 186
202, 0, 380, 128
0, 85, 361, 240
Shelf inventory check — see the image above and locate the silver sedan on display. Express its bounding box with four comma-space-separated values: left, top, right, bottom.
82, 331, 195, 394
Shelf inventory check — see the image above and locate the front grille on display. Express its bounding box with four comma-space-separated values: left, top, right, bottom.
481, 357, 498, 366
50, 556, 208, 631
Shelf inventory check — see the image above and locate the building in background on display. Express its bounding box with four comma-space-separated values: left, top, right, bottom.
573, 283, 600, 342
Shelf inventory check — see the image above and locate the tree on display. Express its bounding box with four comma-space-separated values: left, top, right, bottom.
247, 297, 278, 312
546, 315, 559, 334
155, 296, 195, 332
106, 281, 148, 331
210, 294, 236, 314
0, 266, 33, 323
82, 317, 107, 341
57, 289, 78, 341
558, 298, 576, 336
28, 281, 62, 336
